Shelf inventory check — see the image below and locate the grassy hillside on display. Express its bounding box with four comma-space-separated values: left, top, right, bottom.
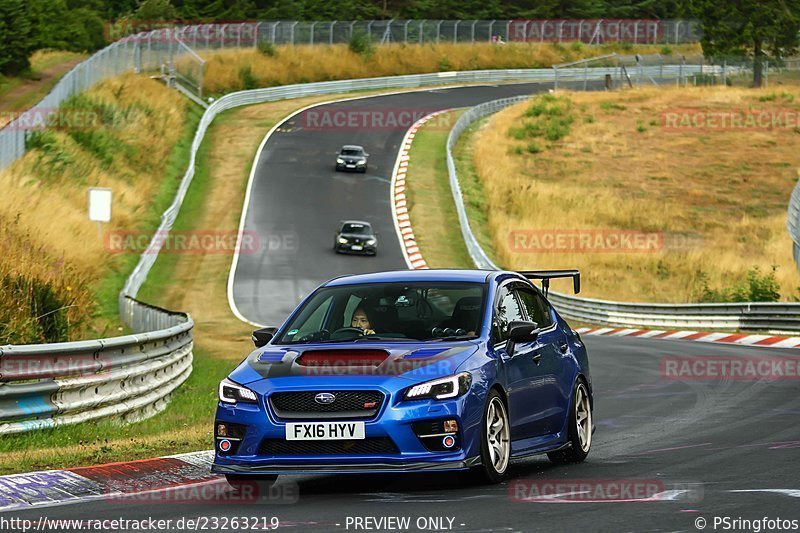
0, 74, 190, 343
471, 87, 800, 303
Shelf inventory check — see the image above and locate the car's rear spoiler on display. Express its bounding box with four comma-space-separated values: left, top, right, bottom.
518, 270, 580, 296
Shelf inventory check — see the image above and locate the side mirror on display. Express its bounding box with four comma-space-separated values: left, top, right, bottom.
508, 320, 540, 343
252, 326, 277, 347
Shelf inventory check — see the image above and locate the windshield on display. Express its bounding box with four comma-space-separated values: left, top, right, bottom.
342, 223, 371, 234
341, 149, 363, 156
276, 282, 486, 344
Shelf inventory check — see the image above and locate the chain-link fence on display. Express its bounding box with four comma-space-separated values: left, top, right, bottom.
127, 19, 700, 48
553, 53, 796, 91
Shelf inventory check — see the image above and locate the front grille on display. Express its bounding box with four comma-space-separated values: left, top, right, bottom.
269, 390, 384, 420
259, 438, 399, 456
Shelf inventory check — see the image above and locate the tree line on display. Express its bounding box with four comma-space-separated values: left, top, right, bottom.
1, 0, 799, 85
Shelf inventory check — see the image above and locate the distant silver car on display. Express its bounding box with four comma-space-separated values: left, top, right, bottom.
335, 145, 369, 173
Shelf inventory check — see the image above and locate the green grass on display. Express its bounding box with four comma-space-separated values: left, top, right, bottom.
404, 111, 472, 268
452, 118, 503, 266
90, 105, 204, 335
135, 114, 217, 305
405, 112, 503, 269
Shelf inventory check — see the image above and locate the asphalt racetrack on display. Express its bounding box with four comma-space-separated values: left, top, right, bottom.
229, 82, 557, 326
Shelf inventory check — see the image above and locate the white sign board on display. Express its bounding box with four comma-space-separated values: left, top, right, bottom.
88, 188, 112, 223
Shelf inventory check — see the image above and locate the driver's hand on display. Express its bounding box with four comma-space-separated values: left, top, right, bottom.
363, 328, 375, 335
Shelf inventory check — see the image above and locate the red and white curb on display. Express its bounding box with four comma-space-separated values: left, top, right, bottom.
0, 450, 217, 511
575, 327, 800, 349
392, 110, 453, 271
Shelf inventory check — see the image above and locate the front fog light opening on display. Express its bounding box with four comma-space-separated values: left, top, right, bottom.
412, 419, 461, 452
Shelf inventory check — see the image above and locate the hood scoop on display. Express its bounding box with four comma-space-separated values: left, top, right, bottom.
296, 349, 389, 367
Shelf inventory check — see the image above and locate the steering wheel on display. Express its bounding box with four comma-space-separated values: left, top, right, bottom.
331, 327, 367, 339
297, 329, 330, 342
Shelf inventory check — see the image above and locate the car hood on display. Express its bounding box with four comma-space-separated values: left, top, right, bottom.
228, 341, 481, 386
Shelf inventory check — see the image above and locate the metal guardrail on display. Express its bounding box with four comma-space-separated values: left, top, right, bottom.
0, 299, 192, 435
447, 97, 800, 333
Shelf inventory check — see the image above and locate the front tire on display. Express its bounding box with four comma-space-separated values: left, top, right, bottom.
548, 380, 592, 464
474, 389, 511, 484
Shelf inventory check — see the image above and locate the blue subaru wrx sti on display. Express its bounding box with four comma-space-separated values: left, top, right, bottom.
212, 269, 593, 484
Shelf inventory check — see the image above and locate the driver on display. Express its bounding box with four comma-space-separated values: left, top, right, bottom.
351, 305, 376, 335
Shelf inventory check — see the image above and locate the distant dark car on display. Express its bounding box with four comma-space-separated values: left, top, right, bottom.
334, 220, 377, 255
335, 145, 369, 173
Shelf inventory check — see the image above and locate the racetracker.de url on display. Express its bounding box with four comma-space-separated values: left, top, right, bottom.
1, 516, 280, 532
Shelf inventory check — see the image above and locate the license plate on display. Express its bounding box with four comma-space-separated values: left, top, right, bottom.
346, 164, 355, 168
286, 422, 365, 441
351, 245, 363, 250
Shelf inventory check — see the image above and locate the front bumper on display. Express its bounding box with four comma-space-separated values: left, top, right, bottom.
336, 162, 367, 172
212, 380, 483, 475
212, 457, 481, 475
335, 242, 377, 255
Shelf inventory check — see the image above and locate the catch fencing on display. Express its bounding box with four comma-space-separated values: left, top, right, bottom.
446, 97, 800, 333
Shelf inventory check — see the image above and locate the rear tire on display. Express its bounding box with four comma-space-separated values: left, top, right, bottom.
474, 389, 511, 484
547, 380, 592, 464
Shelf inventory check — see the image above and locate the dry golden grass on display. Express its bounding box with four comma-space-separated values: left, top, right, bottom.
0, 74, 188, 342
196, 42, 700, 95
473, 86, 800, 303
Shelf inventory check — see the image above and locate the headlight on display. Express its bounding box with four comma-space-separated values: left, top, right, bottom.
366, 238, 376, 245
219, 378, 258, 404
357, 159, 366, 165
404, 372, 472, 401
338, 237, 348, 244
336, 158, 344, 164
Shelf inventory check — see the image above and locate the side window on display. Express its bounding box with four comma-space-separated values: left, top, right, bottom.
492, 286, 525, 343
518, 289, 554, 328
